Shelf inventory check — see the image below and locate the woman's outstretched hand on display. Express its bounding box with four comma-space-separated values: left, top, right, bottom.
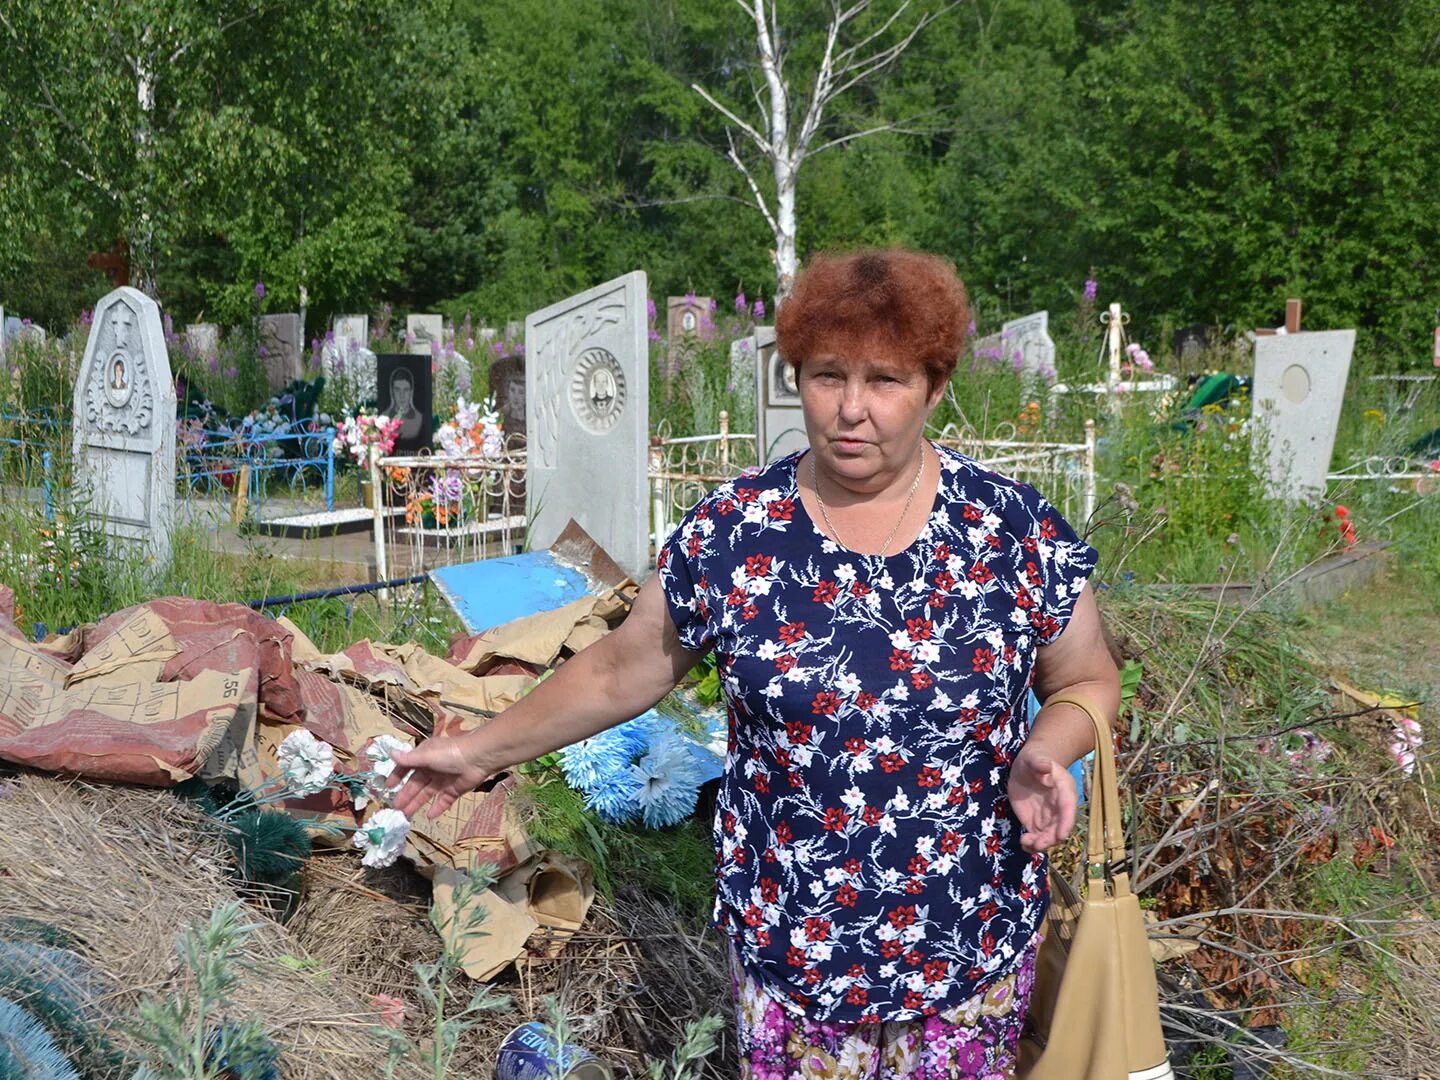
386, 737, 492, 820
1007, 748, 1079, 854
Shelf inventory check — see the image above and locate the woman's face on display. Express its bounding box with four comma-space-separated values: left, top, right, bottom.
798, 347, 943, 490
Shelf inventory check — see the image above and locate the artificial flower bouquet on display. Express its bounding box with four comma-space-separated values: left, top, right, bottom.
433, 394, 504, 460
333, 409, 403, 466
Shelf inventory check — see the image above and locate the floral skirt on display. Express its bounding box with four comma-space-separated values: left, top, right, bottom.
731, 935, 1039, 1080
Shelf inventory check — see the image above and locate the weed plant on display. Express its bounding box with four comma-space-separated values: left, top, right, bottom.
129, 901, 278, 1080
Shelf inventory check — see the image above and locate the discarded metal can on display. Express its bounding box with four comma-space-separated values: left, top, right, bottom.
495, 1021, 613, 1080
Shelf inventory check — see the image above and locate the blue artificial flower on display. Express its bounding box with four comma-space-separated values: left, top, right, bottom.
631, 729, 704, 828
583, 770, 643, 824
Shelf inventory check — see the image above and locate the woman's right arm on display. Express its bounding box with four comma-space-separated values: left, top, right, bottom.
388, 573, 707, 819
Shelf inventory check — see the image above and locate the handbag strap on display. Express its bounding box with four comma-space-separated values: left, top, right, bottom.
1042, 693, 1130, 898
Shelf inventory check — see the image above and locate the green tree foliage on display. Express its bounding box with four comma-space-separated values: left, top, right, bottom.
2, 0, 1437, 354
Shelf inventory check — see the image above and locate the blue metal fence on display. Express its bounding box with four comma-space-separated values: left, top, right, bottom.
1, 410, 337, 517
177, 418, 337, 515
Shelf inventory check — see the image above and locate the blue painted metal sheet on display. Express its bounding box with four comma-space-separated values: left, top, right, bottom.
429, 550, 595, 634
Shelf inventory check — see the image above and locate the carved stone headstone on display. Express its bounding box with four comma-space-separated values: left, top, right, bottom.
526, 271, 649, 578
334, 314, 368, 357
258, 313, 302, 390
407, 313, 444, 356
489, 355, 526, 439
185, 323, 220, 365
752, 326, 807, 464
72, 287, 176, 569
1251, 330, 1355, 501
1001, 311, 1055, 404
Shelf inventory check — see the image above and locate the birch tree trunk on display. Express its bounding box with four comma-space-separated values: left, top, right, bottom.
694, 0, 952, 303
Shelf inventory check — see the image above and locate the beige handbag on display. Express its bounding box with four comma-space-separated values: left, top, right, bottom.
1018, 693, 1174, 1080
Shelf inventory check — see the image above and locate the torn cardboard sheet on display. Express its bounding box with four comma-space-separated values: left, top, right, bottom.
433, 852, 596, 981
446, 586, 635, 675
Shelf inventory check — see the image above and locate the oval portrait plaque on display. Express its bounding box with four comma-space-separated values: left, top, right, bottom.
569, 346, 627, 433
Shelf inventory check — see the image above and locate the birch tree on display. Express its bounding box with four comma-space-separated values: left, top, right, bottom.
692, 1, 955, 300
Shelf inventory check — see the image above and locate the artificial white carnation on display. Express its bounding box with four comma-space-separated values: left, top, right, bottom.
353, 808, 411, 869
277, 729, 335, 795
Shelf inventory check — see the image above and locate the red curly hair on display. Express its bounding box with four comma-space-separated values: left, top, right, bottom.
775, 249, 969, 391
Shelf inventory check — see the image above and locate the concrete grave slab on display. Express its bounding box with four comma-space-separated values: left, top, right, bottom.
258, 313, 303, 390
1251, 329, 1355, 501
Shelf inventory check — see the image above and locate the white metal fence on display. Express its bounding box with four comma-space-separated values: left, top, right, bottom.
374, 414, 1098, 577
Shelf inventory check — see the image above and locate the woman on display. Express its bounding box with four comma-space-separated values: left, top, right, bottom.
391, 249, 1118, 1079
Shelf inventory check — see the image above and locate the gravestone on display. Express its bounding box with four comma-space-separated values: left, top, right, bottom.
1251, 329, 1355, 501
1172, 324, 1213, 363
72, 287, 176, 569
666, 295, 711, 373
15, 322, 46, 348
525, 271, 649, 578
752, 326, 807, 464
326, 315, 377, 408
489, 355, 526, 439
407, 313, 444, 356
1002, 311, 1054, 404
334, 314, 368, 357
185, 323, 220, 365
257, 313, 302, 390
375, 354, 433, 455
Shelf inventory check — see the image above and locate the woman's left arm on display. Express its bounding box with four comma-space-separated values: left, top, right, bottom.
1009, 583, 1120, 852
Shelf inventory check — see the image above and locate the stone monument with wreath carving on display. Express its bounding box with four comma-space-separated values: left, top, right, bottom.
73, 287, 177, 570
525, 271, 649, 578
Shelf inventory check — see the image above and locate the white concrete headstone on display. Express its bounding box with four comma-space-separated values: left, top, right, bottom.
326, 315, 376, 408
1251, 330, 1355, 501
72, 287, 176, 569
752, 327, 806, 464
258, 313, 302, 390
525, 271, 649, 578
407, 313, 444, 356
185, 323, 220, 364
334, 314, 368, 356
1002, 311, 1054, 404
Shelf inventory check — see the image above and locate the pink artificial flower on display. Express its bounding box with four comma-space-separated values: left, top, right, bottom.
372, 993, 406, 1029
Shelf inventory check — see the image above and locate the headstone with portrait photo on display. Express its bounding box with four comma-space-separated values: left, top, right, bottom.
666, 295, 711, 374
526, 270, 649, 578
72, 286, 177, 570
489, 355, 526, 439
752, 326, 806, 465
375, 354, 433, 456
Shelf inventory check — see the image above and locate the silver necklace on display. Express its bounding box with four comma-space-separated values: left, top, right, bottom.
812, 443, 926, 557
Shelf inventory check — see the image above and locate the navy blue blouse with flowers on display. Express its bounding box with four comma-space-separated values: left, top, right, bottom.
657, 444, 1098, 1024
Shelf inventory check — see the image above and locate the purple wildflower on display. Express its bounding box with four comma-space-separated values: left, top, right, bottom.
646, 297, 657, 323
753, 298, 766, 320
255, 281, 266, 300
1083, 278, 1098, 302
226, 365, 238, 379
648, 328, 661, 343
209, 357, 220, 373
735, 291, 747, 314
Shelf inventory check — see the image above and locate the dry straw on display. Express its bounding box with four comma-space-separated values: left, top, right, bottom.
0, 773, 429, 1079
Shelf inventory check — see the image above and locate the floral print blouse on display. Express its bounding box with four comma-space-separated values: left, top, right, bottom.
658, 444, 1097, 1024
